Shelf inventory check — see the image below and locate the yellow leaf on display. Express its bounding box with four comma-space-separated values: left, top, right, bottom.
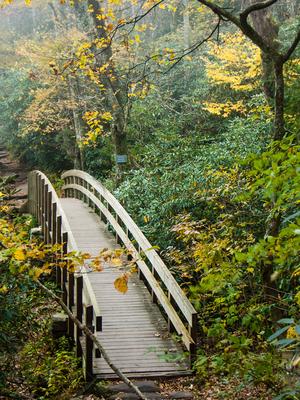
0, 285, 8, 294
114, 275, 128, 294
92, 257, 103, 272
32, 268, 43, 280
111, 257, 123, 267
14, 248, 26, 261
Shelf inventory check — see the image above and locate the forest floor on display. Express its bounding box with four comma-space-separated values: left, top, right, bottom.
0, 146, 28, 208
68, 375, 274, 400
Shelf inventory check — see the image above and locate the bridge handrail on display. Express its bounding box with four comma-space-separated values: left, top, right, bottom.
28, 170, 101, 321
62, 169, 197, 354
28, 170, 77, 250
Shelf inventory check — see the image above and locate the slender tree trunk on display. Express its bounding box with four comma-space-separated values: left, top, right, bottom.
68, 77, 84, 169
273, 59, 285, 140
183, 0, 191, 50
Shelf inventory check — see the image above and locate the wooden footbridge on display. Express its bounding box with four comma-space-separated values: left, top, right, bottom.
28, 170, 197, 380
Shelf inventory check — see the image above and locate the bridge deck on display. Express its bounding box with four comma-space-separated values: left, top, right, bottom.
60, 198, 190, 378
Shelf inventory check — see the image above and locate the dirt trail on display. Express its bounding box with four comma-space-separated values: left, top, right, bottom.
0, 146, 28, 208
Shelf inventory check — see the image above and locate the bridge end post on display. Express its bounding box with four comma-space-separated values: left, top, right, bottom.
189, 312, 198, 365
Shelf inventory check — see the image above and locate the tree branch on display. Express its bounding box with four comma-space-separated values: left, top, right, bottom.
164, 17, 221, 73
36, 280, 149, 400
196, 0, 240, 26
196, 0, 279, 57
283, 27, 300, 62
240, 0, 278, 21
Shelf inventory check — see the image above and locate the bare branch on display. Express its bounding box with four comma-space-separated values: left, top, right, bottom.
196, 0, 240, 26
165, 17, 221, 73
240, 0, 278, 21
115, 0, 165, 31
36, 279, 149, 400
197, 0, 280, 58
283, 27, 300, 62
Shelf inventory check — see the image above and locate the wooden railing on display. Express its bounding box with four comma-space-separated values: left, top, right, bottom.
28, 171, 102, 379
62, 170, 198, 359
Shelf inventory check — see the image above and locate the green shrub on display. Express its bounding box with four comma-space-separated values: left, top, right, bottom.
20, 334, 82, 399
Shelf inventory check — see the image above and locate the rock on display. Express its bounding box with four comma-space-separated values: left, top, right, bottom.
168, 392, 194, 399
51, 312, 67, 338
110, 393, 164, 400
108, 381, 160, 393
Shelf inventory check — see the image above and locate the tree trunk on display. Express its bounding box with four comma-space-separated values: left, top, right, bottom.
68, 77, 85, 169
245, 0, 279, 102
87, 0, 129, 181
273, 59, 285, 140
114, 125, 128, 183
183, 0, 191, 50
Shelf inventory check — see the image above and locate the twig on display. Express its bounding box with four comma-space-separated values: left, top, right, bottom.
36, 279, 149, 400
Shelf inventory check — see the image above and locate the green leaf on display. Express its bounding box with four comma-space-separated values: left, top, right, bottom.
277, 318, 294, 325
267, 325, 290, 341
276, 338, 296, 348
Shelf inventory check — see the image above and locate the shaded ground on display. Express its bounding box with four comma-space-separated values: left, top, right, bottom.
0, 146, 28, 207
70, 376, 275, 400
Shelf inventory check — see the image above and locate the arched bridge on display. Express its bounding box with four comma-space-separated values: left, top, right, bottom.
28, 170, 197, 379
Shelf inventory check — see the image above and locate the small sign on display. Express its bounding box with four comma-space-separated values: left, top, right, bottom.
116, 154, 128, 164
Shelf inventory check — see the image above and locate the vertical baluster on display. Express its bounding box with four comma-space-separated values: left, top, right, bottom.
47, 191, 52, 243
36, 174, 40, 220
95, 316, 102, 358
151, 267, 158, 304
115, 215, 119, 244
85, 305, 94, 380
62, 232, 68, 304
75, 276, 83, 358
167, 292, 176, 334
56, 215, 62, 287
39, 178, 44, 226
41, 181, 46, 239
68, 271, 75, 339
189, 313, 198, 364
52, 203, 57, 246
28, 173, 32, 214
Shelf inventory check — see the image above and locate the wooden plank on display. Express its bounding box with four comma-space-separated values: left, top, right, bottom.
97, 372, 191, 377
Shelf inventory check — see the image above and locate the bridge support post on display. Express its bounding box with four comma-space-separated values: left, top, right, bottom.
95, 316, 102, 359
42, 183, 48, 240
85, 305, 94, 380
38, 176, 42, 224
56, 215, 62, 288
167, 293, 176, 334
189, 313, 198, 364
75, 276, 83, 358
47, 191, 52, 244
67, 272, 75, 339
62, 232, 68, 303
51, 203, 57, 246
